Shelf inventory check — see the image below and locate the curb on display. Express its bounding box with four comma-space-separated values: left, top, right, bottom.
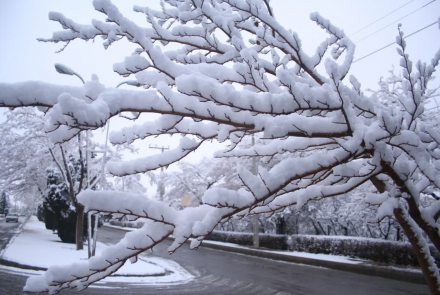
0, 258, 47, 271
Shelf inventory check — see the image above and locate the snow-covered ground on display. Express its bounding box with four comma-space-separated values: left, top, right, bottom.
1, 216, 194, 285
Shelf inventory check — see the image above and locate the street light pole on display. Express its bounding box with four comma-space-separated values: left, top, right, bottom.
54, 63, 85, 84
54, 63, 144, 256
54, 63, 94, 255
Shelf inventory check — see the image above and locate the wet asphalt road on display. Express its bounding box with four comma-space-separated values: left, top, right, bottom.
0, 225, 430, 295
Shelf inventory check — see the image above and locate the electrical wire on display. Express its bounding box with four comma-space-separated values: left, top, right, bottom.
354, 0, 436, 44
349, 0, 414, 37
353, 20, 438, 64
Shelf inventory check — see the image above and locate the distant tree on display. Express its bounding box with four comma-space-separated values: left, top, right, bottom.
1, 1, 440, 293
163, 157, 240, 208
0, 192, 9, 215
0, 107, 102, 250
113, 174, 148, 194
0, 108, 51, 210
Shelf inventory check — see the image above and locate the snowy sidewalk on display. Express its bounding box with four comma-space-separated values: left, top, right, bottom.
106, 224, 426, 285
0, 217, 194, 286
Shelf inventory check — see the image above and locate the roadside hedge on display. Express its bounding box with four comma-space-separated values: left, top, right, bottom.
207, 231, 288, 250
206, 231, 440, 266
104, 223, 439, 266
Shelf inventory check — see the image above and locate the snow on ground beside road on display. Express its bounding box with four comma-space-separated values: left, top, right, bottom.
100, 256, 195, 285
199, 239, 364, 264
0, 258, 195, 286
267, 250, 364, 264
105, 223, 138, 232
2, 216, 165, 276
1, 217, 194, 286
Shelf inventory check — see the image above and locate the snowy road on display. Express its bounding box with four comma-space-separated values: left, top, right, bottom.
0, 226, 430, 294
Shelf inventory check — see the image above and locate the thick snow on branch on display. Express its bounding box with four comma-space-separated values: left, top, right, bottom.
0, 81, 85, 108
107, 137, 201, 176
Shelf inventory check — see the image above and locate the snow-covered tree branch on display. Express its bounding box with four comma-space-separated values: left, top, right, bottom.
0, 0, 440, 293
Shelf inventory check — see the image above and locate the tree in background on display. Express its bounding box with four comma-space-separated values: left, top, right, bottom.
163, 157, 240, 208
0, 192, 10, 215
0, 107, 102, 250
0, 108, 51, 211
1, 0, 440, 293
43, 164, 93, 244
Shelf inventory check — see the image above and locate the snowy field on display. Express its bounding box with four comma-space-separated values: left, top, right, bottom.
1, 216, 194, 285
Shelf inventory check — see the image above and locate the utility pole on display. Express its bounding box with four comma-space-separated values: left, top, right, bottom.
251, 134, 259, 249
149, 144, 170, 201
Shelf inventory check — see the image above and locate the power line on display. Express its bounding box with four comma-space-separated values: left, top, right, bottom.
353, 20, 438, 64
349, 0, 414, 37
354, 0, 436, 44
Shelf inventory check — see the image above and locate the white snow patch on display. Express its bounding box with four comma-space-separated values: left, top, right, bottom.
2, 217, 164, 276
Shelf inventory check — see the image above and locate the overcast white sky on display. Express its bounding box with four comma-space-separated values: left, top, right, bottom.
0, 0, 439, 194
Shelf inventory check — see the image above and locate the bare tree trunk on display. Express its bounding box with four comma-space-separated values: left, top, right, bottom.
330, 220, 339, 235
378, 168, 440, 252
87, 212, 92, 258
371, 176, 440, 294
76, 205, 84, 250
53, 212, 58, 233
311, 220, 320, 235
317, 221, 327, 235
91, 214, 99, 256
394, 208, 440, 295
367, 224, 375, 238
348, 220, 360, 236
258, 218, 265, 233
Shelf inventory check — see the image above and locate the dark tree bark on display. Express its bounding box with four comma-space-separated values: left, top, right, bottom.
394, 208, 440, 295
76, 205, 84, 250
371, 176, 440, 294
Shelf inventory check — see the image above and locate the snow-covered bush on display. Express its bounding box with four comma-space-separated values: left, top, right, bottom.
0, 0, 440, 293
289, 235, 439, 267
42, 168, 70, 231
208, 230, 288, 250
206, 230, 439, 266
